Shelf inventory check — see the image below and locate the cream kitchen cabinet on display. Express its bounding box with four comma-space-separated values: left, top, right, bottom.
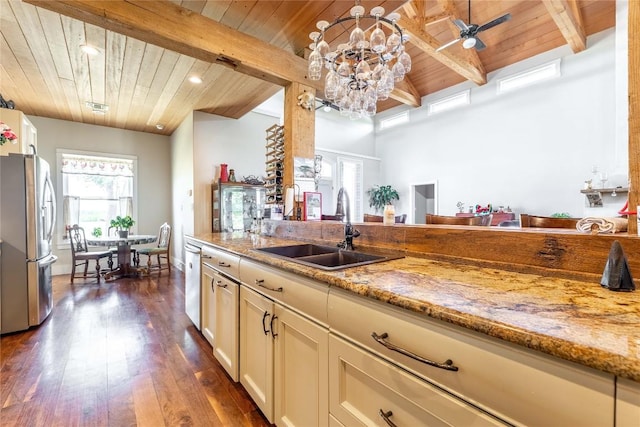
240, 285, 274, 421
212, 271, 239, 381
274, 300, 328, 427
328, 287, 615, 427
329, 334, 506, 427
0, 109, 37, 156
616, 378, 640, 427
201, 261, 216, 346
239, 258, 330, 427
201, 245, 240, 381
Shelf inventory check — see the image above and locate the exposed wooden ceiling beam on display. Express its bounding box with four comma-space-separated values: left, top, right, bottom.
541, 0, 586, 53
392, 77, 422, 108
400, 1, 487, 85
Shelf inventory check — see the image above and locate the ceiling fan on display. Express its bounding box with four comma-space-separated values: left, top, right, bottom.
436, 0, 511, 52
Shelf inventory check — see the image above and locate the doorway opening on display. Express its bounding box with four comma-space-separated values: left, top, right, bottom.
410, 182, 437, 224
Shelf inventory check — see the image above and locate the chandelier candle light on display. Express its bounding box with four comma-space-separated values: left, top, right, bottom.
308, 3, 411, 119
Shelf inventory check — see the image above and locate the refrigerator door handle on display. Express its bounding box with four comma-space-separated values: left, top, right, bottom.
43, 171, 56, 243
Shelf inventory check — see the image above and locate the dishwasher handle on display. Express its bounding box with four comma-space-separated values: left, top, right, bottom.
184, 244, 201, 255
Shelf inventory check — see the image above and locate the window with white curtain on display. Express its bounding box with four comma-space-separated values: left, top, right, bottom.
58, 150, 137, 242
337, 156, 363, 223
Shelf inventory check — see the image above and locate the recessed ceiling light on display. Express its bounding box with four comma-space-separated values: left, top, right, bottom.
188, 76, 203, 84
80, 45, 99, 55
156, 124, 165, 130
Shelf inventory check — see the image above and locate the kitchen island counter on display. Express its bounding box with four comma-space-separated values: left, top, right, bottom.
189, 231, 640, 383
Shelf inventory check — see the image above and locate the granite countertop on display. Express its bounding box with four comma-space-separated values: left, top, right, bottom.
190, 232, 640, 382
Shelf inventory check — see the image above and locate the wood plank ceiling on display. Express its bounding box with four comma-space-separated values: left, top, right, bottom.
1, 0, 615, 135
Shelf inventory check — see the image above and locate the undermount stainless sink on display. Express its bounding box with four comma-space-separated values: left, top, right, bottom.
257, 244, 339, 258
255, 244, 402, 271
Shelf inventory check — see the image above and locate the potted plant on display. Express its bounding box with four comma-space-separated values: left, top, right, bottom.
367, 185, 400, 225
110, 215, 135, 238
91, 227, 102, 238
367, 185, 399, 214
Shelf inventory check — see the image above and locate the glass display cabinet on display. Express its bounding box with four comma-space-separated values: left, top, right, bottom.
212, 182, 265, 232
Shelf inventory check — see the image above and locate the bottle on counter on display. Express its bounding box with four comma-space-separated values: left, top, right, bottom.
228, 169, 236, 182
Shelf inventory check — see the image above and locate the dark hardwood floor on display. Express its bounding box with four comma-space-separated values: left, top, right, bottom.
0, 270, 271, 426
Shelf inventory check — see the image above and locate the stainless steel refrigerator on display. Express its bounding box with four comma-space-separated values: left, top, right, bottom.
1, 152, 57, 334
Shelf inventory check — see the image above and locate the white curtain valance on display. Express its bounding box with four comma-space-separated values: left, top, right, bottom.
61, 153, 134, 177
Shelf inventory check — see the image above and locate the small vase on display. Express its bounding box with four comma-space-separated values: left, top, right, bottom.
118, 230, 129, 238
220, 164, 229, 183
383, 205, 395, 225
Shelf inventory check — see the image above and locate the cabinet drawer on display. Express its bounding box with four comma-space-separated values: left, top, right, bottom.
329, 334, 506, 427
616, 378, 640, 427
240, 258, 329, 325
328, 288, 615, 427
202, 245, 240, 280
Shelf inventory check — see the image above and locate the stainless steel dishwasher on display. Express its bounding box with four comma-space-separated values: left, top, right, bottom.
184, 242, 201, 330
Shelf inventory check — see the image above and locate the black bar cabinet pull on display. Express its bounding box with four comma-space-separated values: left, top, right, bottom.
270, 315, 278, 338
371, 332, 459, 372
256, 279, 283, 292
262, 311, 270, 335
379, 409, 397, 427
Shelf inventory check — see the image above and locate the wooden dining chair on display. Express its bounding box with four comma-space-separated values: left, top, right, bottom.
519, 214, 579, 229
135, 222, 171, 273
363, 213, 384, 222
426, 214, 492, 226
68, 224, 113, 283
364, 213, 407, 223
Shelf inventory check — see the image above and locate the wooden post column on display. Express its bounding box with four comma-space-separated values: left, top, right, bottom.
283, 82, 316, 189
629, 0, 639, 235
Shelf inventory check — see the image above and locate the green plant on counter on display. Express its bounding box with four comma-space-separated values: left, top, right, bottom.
110, 215, 135, 231
367, 185, 400, 213
91, 227, 102, 238
551, 212, 572, 218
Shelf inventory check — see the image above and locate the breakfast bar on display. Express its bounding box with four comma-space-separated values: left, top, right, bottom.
191, 228, 640, 382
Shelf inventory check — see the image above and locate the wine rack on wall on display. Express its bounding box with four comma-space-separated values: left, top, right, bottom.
265, 124, 284, 205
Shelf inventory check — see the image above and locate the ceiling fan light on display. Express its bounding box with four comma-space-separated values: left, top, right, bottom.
462, 37, 477, 49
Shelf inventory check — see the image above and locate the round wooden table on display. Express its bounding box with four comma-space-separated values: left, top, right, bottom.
86, 234, 156, 278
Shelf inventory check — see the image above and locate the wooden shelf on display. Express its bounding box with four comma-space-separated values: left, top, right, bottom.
580, 187, 628, 194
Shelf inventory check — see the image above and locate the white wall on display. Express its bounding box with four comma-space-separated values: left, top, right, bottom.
29, 116, 172, 275
374, 29, 624, 221
170, 110, 279, 269
316, 110, 376, 157
315, 110, 379, 215
193, 111, 275, 181
170, 113, 194, 271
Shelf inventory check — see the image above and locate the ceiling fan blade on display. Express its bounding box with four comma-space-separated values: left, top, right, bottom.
436, 38, 461, 52
477, 13, 511, 33
453, 19, 469, 31
474, 36, 487, 51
